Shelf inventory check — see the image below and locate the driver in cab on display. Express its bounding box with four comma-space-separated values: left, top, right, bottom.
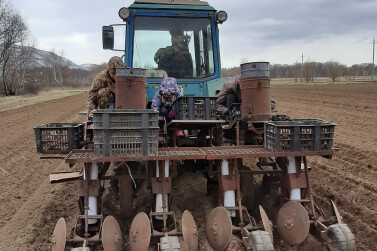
154, 29, 193, 79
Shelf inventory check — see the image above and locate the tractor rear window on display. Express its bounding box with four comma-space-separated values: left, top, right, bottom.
133, 16, 215, 79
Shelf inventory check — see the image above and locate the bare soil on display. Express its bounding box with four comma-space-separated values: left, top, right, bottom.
0, 88, 85, 112
0, 83, 376, 250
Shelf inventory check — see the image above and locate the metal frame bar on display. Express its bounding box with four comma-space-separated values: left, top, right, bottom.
65, 146, 334, 164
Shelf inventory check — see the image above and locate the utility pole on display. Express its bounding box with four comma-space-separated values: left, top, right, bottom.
301, 53, 304, 82
372, 38, 376, 80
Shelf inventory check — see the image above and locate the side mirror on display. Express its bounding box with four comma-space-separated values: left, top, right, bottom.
102, 26, 114, 50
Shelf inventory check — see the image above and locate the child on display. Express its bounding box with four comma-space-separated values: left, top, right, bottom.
151, 77, 181, 120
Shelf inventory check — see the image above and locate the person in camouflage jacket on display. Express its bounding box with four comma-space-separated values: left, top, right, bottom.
87, 56, 124, 118
216, 75, 242, 115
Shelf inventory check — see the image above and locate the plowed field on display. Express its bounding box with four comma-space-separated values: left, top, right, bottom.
0, 83, 375, 250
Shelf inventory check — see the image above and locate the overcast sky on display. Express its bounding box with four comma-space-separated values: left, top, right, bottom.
11, 0, 377, 67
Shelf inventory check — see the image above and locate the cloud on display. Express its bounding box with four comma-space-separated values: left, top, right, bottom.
215, 0, 377, 66
10, 0, 377, 66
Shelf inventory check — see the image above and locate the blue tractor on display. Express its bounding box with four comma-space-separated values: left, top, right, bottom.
45, 1, 355, 251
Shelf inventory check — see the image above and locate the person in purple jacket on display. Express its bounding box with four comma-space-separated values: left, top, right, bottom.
151, 77, 181, 120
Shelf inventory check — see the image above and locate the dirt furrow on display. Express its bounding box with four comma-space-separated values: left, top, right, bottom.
0, 83, 375, 251
312, 193, 375, 251
309, 158, 377, 195
0, 92, 87, 242
310, 169, 377, 230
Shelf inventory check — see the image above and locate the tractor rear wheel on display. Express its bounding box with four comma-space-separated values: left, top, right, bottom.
326, 224, 355, 251
247, 230, 274, 251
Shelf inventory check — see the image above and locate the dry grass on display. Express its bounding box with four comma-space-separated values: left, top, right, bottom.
271, 76, 375, 85
1, 77, 374, 112
0, 87, 87, 112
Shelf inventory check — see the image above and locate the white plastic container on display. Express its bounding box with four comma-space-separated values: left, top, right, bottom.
83, 162, 98, 224
287, 156, 301, 200
155, 160, 169, 219
221, 160, 236, 217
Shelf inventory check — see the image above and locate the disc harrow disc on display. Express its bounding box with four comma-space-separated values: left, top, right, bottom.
205, 207, 232, 251
51, 217, 66, 251
102, 215, 123, 251
276, 201, 310, 245
259, 205, 274, 243
129, 212, 151, 251
182, 210, 198, 251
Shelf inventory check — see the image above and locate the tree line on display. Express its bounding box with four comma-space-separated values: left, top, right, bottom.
0, 0, 105, 96
222, 61, 377, 82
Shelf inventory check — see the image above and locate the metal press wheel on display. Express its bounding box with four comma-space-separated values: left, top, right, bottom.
326, 224, 356, 251
247, 230, 274, 251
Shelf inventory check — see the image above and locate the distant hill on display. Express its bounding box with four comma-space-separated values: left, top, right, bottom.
31, 47, 98, 71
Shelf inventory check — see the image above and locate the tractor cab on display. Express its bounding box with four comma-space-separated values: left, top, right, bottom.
102, 0, 228, 102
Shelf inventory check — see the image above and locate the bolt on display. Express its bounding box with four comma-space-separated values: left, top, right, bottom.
210, 227, 217, 234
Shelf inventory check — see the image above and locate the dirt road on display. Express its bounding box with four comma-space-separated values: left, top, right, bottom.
0, 83, 375, 250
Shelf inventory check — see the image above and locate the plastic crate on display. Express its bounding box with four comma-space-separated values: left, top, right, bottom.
33, 122, 85, 154
173, 97, 217, 120
93, 109, 158, 129
93, 109, 159, 157
264, 119, 336, 152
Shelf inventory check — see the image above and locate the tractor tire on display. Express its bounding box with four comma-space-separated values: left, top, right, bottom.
247, 230, 274, 251
119, 175, 134, 219
326, 224, 355, 251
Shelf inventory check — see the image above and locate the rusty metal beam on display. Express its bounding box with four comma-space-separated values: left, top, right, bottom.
151, 177, 172, 194
39, 153, 67, 159
202, 145, 334, 160
76, 180, 101, 197
304, 156, 316, 218
65, 148, 207, 164
64, 146, 334, 163
281, 172, 307, 190
218, 174, 237, 193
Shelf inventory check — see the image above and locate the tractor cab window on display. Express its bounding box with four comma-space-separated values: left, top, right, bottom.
133, 16, 215, 79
